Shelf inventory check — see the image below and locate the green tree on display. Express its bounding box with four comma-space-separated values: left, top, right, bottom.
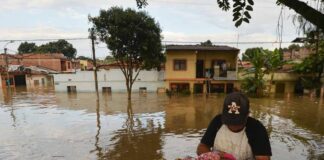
241, 48, 267, 97
104, 55, 115, 64
242, 48, 287, 96
288, 44, 301, 51
18, 42, 37, 54
264, 49, 287, 94
293, 41, 324, 90
200, 40, 213, 46
135, 0, 324, 29
242, 48, 260, 61
37, 39, 77, 58
90, 7, 164, 100
77, 56, 93, 61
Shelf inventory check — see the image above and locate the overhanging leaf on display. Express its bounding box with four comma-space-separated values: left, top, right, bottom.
245, 5, 253, 11
244, 11, 251, 19
247, 0, 254, 5
243, 18, 250, 23
235, 18, 243, 27
233, 15, 240, 21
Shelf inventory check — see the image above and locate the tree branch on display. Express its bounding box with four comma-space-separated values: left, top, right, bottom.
278, 0, 324, 30
131, 70, 141, 86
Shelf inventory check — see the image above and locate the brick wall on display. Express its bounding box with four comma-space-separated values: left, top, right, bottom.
0, 53, 75, 72
21, 58, 62, 71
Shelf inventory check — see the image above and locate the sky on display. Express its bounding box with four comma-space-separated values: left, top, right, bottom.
0, 0, 303, 59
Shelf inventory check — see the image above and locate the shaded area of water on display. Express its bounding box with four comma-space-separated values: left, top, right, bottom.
0, 87, 324, 159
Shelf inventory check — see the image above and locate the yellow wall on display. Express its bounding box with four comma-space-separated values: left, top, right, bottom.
79, 60, 88, 70
165, 50, 197, 79
165, 49, 239, 93
238, 72, 299, 94
239, 72, 299, 81
165, 50, 238, 80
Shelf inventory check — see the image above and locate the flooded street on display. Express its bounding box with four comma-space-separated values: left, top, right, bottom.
0, 87, 324, 160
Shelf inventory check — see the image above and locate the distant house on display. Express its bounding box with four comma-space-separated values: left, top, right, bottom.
0, 53, 74, 72
0, 65, 55, 88
79, 59, 94, 71
0, 53, 73, 89
165, 45, 240, 94
283, 47, 313, 62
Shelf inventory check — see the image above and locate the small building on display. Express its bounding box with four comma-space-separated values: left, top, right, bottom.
0, 53, 74, 73
53, 64, 165, 93
283, 47, 313, 61
0, 65, 55, 89
165, 45, 240, 94
79, 59, 94, 71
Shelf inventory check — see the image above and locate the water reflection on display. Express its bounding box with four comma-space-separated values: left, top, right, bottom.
104, 101, 164, 160
1, 88, 16, 127
90, 92, 103, 159
0, 89, 324, 159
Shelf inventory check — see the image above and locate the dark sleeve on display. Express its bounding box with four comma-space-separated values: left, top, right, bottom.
246, 118, 272, 156
200, 114, 222, 148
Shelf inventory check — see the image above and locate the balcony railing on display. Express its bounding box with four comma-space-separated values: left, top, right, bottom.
212, 70, 237, 80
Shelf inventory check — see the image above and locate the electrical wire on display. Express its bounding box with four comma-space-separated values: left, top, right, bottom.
0, 38, 294, 45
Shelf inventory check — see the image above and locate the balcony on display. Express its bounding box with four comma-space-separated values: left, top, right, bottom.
212, 70, 237, 80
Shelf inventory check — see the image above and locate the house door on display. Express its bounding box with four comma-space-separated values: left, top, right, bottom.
196, 60, 204, 78
14, 75, 26, 86
276, 83, 285, 93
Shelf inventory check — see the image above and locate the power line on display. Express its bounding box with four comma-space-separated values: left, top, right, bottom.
0, 38, 294, 44
0, 38, 89, 43
163, 41, 293, 44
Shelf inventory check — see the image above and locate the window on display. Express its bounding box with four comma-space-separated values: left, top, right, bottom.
67, 86, 77, 93
102, 87, 112, 93
173, 59, 186, 71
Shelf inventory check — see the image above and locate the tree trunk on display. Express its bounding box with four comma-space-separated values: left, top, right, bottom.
126, 78, 132, 100
279, 0, 324, 30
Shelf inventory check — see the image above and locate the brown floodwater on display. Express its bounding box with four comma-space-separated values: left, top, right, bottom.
0, 87, 324, 160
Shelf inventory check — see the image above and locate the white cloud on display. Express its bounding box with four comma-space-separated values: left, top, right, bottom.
0, 0, 136, 10
0, 26, 86, 39
58, 8, 87, 20
0, 0, 302, 56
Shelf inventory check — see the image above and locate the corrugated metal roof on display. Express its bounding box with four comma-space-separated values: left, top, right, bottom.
165, 45, 239, 51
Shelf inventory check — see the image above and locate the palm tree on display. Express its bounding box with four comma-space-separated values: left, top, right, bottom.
264, 49, 287, 94
241, 48, 287, 97
241, 48, 267, 97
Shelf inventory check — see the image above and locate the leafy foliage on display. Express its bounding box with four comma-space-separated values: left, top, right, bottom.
135, 0, 324, 29
17, 40, 77, 58
200, 40, 213, 46
37, 40, 77, 58
77, 56, 93, 61
288, 44, 301, 51
293, 41, 324, 89
241, 48, 266, 96
217, 0, 230, 11
18, 42, 37, 54
241, 48, 286, 96
90, 7, 164, 100
136, 0, 148, 8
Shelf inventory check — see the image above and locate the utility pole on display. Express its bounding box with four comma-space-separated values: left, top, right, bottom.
90, 28, 99, 95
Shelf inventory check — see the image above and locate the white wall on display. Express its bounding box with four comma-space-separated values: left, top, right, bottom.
53, 69, 165, 92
